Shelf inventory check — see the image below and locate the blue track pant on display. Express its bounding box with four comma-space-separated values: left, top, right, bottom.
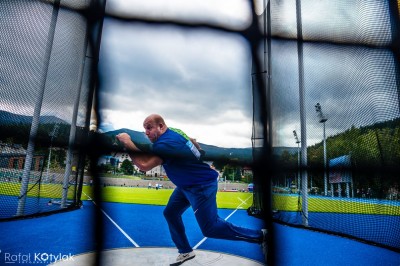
163, 180, 263, 253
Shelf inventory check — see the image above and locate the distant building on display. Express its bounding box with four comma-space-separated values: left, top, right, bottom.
114, 152, 166, 177
146, 165, 166, 178
97, 155, 113, 165
98, 153, 142, 173
114, 152, 142, 173
242, 166, 253, 176
113, 152, 131, 166
0, 142, 44, 171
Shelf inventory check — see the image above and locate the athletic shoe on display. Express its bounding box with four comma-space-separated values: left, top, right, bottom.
170, 251, 196, 266
261, 229, 268, 263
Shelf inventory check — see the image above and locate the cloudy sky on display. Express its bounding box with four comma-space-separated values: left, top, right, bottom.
1, 0, 398, 149
0, 0, 90, 127
97, 0, 259, 148
97, 0, 399, 148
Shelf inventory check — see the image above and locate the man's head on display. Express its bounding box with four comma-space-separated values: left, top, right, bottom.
143, 114, 168, 143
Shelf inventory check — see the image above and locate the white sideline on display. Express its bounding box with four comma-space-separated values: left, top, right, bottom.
82, 191, 140, 248
193, 195, 252, 250
82, 191, 252, 250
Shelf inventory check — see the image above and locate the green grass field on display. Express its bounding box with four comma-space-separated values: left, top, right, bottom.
0, 182, 76, 199
3, 182, 398, 214
82, 186, 253, 209
0, 182, 253, 209
272, 194, 400, 215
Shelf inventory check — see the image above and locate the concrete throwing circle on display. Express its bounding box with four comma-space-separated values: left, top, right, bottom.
50, 247, 265, 266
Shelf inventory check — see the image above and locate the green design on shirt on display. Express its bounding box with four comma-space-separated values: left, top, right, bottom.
169, 127, 190, 140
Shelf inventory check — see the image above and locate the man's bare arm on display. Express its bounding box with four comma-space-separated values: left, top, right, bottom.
129, 153, 163, 172
116, 133, 163, 171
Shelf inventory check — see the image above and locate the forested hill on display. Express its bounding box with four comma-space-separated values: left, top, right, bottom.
0, 109, 398, 168
307, 117, 400, 167
0, 110, 67, 125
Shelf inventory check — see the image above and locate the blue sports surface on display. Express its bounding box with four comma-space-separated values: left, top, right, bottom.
0, 200, 399, 265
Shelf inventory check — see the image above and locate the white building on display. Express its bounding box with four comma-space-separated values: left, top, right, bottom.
146, 165, 166, 178
114, 152, 165, 177
114, 152, 131, 165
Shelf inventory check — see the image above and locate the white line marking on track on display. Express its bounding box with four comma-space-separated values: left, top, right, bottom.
193, 195, 252, 250
237, 197, 247, 205
83, 191, 140, 248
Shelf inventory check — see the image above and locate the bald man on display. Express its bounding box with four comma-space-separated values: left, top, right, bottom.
117, 114, 266, 265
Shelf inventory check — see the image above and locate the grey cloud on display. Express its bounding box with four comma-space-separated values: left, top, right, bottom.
0, 1, 90, 124
270, 38, 399, 146
98, 21, 253, 126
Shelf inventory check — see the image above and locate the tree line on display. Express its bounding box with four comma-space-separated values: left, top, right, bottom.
2, 117, 398, 195
275, 117, 400, 199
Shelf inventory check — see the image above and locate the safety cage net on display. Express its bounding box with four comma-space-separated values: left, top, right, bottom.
0, 0, 265, 225
1, 0, 399, 261
251, 0, 400, 252
0, 0, 266, 226
0, 0, 102, 220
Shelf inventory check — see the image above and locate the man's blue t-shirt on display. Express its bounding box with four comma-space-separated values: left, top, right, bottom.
151, 128, 218, 187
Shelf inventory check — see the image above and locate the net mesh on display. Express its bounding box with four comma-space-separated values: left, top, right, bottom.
251, 0, 400, 252
1, 0, 399, 260
0, 0, 97, 220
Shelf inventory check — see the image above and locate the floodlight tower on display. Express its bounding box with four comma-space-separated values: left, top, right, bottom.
315, 103, 328, 196
293, 130, 301, 192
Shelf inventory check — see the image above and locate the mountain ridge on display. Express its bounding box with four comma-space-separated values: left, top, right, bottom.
0, 110, 298, 162
0, 110, 68, 125
104, 128, 297, 163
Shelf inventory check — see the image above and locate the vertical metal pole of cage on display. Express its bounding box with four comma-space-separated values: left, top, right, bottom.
16, 0, 61, 216
61, 28, 89, 208
296, 0, 308, 226
387, 0, 400, 113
